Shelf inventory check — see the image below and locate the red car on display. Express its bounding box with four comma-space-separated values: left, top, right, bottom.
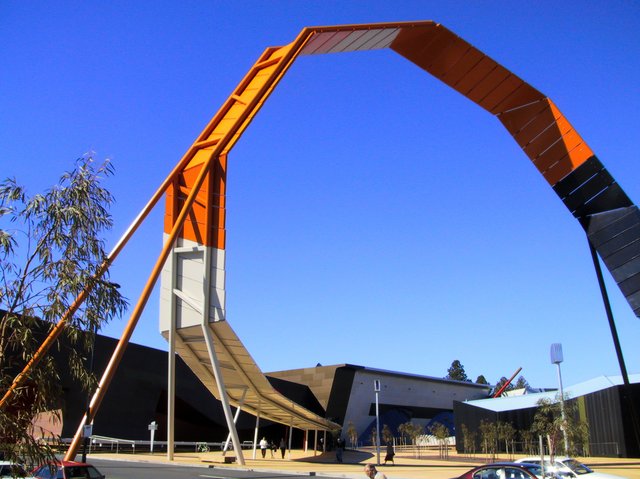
32, 461, 105, 479
457, 462, 545, 479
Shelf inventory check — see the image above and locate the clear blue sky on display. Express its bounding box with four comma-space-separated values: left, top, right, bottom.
2, 1, 639, 390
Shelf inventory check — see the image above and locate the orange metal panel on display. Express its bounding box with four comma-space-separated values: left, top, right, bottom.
523, 115, 573, 160
534, 129, 584, 173
399, 26, 456, 70
425, 36, 472, 79
482, 75, 525, 114
438, 48, 486, 87
491, 82, 544, 114
543, 143, 593, 185
498, 99, 549, 136
389, 23, 439, 58
465, 66, 512, 106
454, 56, 499, 96
512, 102, 559, 147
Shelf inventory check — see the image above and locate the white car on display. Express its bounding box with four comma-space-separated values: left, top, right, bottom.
0, 461, 36, 479
515, 457, 627, 479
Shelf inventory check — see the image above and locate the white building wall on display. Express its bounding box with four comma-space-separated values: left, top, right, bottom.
342, 369, 490, 443
159, 234, 226, 334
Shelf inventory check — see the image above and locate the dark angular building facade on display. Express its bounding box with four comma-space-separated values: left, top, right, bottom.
453, 376, 640, 458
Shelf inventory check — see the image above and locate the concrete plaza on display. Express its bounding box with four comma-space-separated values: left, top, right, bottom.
94, 447, 640, 479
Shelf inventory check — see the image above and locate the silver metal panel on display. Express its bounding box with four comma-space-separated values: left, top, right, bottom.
345, 28, 400, 51
301, 31, 353, 55
327, 30, 369, 54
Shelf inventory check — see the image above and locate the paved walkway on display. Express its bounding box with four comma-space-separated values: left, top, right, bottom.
93, 447, 640, 479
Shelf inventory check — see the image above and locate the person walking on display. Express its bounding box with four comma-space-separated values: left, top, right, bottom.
384, 441, 395, 465
259, 437, 268, 458
279, 438, 286, 459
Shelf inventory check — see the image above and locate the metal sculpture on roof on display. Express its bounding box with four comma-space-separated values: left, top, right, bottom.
156, 20, 640, 463
3, 21, 634, 464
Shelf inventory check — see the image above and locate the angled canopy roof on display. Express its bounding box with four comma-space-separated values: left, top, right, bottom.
165, 322, 338, 431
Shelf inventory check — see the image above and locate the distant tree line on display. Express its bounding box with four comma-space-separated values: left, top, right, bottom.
445, 359, 530, 393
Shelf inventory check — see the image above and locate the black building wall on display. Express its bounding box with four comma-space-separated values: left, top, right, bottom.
51, 332, 325, 444
453, 385, 640, 458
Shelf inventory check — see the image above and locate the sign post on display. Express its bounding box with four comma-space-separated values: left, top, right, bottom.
374, 379, 381, 465
148, 420, 158, 454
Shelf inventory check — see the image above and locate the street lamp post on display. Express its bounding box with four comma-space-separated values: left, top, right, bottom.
374, 379, 381, 465
550, 343, 570, 453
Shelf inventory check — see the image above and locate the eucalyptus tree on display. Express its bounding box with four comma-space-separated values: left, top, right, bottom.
429, 422, 450, 459
460, 424, 477, 456
532, 394, 589, 457
0, 157, 127, 466
346, 421, 358, 448
382, 424, 393, 445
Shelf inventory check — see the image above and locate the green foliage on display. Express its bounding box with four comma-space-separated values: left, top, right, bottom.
497, 421, 516, 458
428, 422, 450, 458
460, 424, 477, 456
346, 421, 358, 448
532, 394, 589, 457
382, 424, 393, 444
445, 359, 470, 382
514, 376, 530, 390
478, 419, 498, 460
475, 375, 488, 385
398, 421, 423, 445
519, 428, 537, 455
0, 156, 128, 467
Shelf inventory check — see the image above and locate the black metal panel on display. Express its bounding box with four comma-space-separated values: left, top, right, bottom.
626, 289, 640, 313
325, 365, 361, 424
596, 223, 640, 258
562, 169, 615, 213
552, 155, 604, 199
610, 255, 640, 284
602, 239, 640, 271
587, 207, 640, 247
267, 376, 326, 416
574, 182, 633, 222
583, 386, 626, 457
618, 272, 640, 297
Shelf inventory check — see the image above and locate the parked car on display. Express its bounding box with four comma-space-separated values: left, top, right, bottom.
515, 457, 627, 479
32, 461, 105, 479
0, 461, 36, 479
456, 462, 546, 479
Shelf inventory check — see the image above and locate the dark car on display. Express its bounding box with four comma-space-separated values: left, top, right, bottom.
32, 461, 105, 479
457, 462, 546, 479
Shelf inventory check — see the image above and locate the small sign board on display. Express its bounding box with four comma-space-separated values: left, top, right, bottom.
83, 424, 93, 438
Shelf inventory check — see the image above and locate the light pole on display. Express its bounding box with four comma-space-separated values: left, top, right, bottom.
374, 379, 381, 465
550, 343, 569, 453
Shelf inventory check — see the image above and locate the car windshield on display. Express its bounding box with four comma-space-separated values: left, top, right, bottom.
562, 460, 593, 475
65, 466, 91, 478
1, 464, 28, 476
521, 464, 544, 477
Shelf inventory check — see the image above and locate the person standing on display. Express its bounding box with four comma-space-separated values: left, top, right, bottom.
335, 436, 344, 463
279, 438, 286, 459
364, 464, 387, 479
259, 437, 268, 458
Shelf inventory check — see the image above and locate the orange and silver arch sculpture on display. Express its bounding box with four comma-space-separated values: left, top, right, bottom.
158, 20, 639, 459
